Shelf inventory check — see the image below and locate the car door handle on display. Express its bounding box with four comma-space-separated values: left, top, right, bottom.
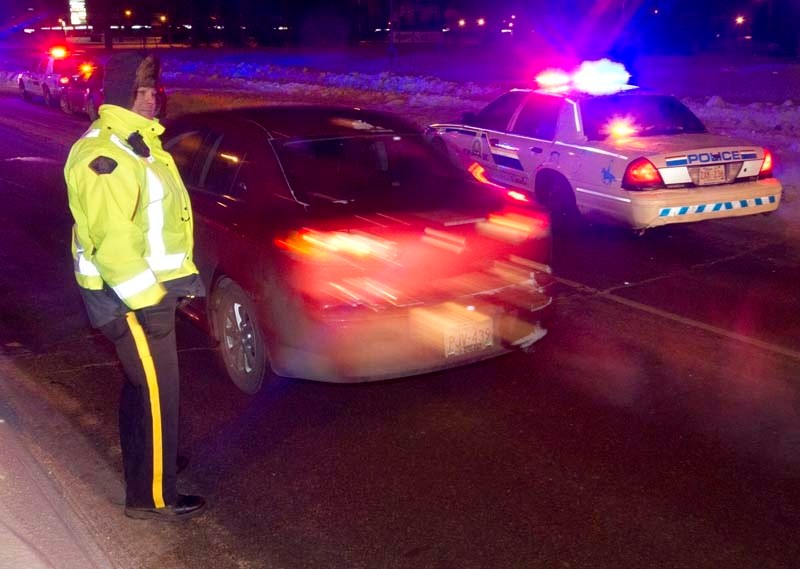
530, 147, 543, 154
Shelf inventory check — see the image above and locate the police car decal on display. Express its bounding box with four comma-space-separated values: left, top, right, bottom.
666, 150, 759, 167
489, 140, 524, 171
601, 162, 617, 185
658, 195, 777, 217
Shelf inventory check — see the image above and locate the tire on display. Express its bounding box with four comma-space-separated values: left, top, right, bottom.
19, 82, 31, 102
60, 94, 73, 114
43, 87, 54, 108
534, 171, 581, 233
210, 278, 266, 394
86, 97, 98, 121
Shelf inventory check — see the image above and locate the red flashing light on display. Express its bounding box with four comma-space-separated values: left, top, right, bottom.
535, 69, 571, 90
622, 157, 663, 190
59, 76, 70, 85
49, 46, 68, 59
759, 149, 774, 178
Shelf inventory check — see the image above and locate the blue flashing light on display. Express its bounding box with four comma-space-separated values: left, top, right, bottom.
572, 59, 632, 95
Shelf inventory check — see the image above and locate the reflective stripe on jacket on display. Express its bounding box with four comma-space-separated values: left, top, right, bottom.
64, 104, 198, 310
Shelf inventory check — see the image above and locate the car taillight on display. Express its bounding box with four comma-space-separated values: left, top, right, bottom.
275, 228, 396, 263
49, 46, 67, 59
477, 210, 550, 243
622, 157, 664, 190
59, 76, 70, 85
507, 190, 529, 202
759, 149, 774, 179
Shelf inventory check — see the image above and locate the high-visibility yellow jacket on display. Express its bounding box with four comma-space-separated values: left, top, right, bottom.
64, 105, 199, 310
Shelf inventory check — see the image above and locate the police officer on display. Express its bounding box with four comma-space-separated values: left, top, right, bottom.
64, 52, 205, 521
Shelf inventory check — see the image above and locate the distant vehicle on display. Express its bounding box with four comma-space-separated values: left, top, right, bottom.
426, 60, 782, 233
59, 60, 103, 119
163, 105, 553, 392
60, 62, 168, 121
18, 46, 94, 108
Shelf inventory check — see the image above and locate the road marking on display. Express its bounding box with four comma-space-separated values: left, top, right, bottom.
556, 275, 800, 362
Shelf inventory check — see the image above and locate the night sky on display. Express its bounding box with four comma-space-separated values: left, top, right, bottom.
2, 0, 798, 55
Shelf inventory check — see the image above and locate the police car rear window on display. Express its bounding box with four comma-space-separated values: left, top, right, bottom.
581, 94, 707, 141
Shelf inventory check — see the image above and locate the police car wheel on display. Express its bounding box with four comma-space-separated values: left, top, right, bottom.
535, 172, 580, 232
43, 87, 54, 107
211, 278, 266, 394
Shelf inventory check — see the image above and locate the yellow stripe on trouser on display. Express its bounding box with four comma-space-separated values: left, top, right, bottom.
125, 312, 166, 508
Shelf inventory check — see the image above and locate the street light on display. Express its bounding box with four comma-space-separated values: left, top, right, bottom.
124, 9, 132, 18
735, 15, 745, 25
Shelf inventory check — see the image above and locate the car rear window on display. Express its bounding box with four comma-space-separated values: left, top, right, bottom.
580, 94, 707, 140
275, 134, 493, 210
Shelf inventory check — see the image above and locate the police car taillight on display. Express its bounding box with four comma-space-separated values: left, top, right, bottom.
622, 158, 664, 190
59, 76, 70, 85
759, 149, 774, 179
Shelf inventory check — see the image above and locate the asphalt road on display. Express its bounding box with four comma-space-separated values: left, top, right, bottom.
0, 93, 799, 569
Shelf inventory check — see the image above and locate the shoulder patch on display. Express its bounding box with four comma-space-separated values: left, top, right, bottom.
88, 156, 118, 175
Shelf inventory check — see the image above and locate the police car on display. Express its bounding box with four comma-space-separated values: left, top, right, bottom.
18, 46, 95, 108
426, 60, 782, 232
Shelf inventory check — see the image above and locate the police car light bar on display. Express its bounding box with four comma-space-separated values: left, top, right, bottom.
535, 59, 633, 95
534, 69, 571, 90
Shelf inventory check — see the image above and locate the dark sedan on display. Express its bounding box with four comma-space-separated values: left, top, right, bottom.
164, 106, 554, 392
59, 60, 103, 119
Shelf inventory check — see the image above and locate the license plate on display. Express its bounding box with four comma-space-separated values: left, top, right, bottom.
698, 164, 726, 185
445, 320, 493, 357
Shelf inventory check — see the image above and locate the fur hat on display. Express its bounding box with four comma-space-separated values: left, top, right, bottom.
103, 52, 161, 109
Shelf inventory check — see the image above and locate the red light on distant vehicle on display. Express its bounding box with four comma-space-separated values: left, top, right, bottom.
605, 117, 639, 138
49, 46, 68, 59
759, 149, 774, 178
59, 76, 70, 85
80, 63, 93, 75
622, 157, 663, 190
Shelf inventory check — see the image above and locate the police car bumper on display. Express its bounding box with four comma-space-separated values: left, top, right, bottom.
627, 177, 782, 229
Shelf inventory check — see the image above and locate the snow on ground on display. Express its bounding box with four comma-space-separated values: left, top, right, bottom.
1, 44, 798, 201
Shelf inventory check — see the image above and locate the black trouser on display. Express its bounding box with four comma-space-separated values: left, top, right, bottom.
100, 298, 179, 509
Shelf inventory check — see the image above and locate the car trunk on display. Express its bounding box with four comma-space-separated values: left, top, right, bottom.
279, 202, 552, 311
